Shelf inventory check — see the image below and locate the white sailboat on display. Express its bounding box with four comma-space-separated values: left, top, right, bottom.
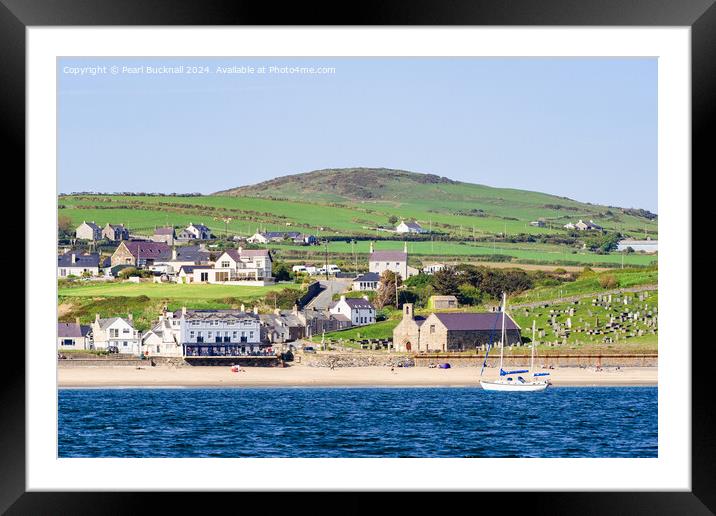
479, 293, 550, 392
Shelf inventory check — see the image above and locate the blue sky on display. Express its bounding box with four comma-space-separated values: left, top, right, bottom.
58, 57, 657, 212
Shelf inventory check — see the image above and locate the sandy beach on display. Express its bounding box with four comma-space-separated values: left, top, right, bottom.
58, 364, 657, 388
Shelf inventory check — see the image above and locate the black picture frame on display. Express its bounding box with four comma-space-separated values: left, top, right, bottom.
5, 0, 709, 513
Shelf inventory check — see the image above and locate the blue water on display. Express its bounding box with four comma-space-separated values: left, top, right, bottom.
58, 387, 657, 458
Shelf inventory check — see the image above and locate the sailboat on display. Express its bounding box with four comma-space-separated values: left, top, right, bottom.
479, 293, 550, 392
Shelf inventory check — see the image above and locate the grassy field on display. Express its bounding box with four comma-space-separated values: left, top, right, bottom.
57, 281, 300, 300
272, 240, 657, 267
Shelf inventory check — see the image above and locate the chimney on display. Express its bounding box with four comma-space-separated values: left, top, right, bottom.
238, 246, 243, 254
71, 253, 77, 264
292, 304, 298, 316
127, 312, 133, 322
240, 303, 245, 312
95, 313, 100, 323
181, 306, 187, 316
75, 317, 80, 326
363, 296, 369, 301
253, 306, 259, 315
369, 241, 374, 253
340, 295, 346, 302
172, 246, 177, 260
404, 241, 408, 253
274, 308, 281, 315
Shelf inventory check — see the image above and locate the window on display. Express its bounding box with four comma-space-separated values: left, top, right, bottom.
190, 331, 195, 339
62, 339, 73, 346
430, 325, 435, 334
200, 272, 209, 282
221, 261, 230, 268
110, 329, 118, 338
123, 328, 130, 334
123, 341, 128, 347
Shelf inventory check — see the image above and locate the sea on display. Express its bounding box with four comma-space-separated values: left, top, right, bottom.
58, 386, 657, 458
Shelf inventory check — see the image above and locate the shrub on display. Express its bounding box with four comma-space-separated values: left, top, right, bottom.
598, 274, 620, 289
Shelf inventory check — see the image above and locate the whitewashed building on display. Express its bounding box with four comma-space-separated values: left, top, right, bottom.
179, 308, 263, 356
368, 242, 417, 280
58, 252, 101, 277
57, 320, 92, 350
352, 272, 380, 291
178, 222, 214, 240
422, 263, 446, 275
90, 314, 141, 354
141, 310, 183, 357
329, 295, 376, 326
395, 220, 427, 234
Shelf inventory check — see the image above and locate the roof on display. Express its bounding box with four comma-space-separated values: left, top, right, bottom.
400, 221, 423, 229
432, 312, 520, 331
154, 226, 175, 235
58, 252, 100, 268
222, 248, 271, 261
354, 272, 380, 282
122, 241, 172, 260
79, 221, 100, 230
188, 223, 210, 231
262, 231, 301, 239
369, 251, 407, 262
178, 265, 212, 273
431, 295, 458, 301
618, 239, 658, 245
183, 309, 259, 321
332, 314, 351, 322
57, 322, 91, 338
336, 297, 375, 310
105, 223, 126, 230
96, 317, 134, 330
173, 245, 211, 262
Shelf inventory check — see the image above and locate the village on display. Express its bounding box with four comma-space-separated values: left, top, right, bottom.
58, 217, 657, 364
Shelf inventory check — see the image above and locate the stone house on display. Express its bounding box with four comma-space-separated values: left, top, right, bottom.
151, 226, 176, 245
296, 307, 352, 338
90, 314, 141, 354
110, 241, 171, 267
57, 320, 92, 350
393, 305, 522, 352
75, 221, 102, 241
391, 304, 426, 352
102, 223, 129, 241
260, 308, 306, 344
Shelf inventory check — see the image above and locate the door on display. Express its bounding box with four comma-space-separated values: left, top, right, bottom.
405, 342, 412, 351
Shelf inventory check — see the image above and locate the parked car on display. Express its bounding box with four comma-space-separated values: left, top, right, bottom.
303, 346, 316, 353
107, 346, 119, 354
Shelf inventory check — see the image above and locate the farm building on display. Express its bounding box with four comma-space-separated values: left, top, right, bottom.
393, 304, 521, 352
617, 239, 658, 253
75, 221, 102, 241
429, 295, 459, 310
395, 220, 427, 234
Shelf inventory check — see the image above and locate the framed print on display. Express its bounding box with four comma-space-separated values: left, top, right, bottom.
5, 0, 712, 513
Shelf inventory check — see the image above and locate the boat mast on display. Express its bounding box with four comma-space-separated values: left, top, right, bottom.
499, 292, 506, 373
531, 319, 536, 373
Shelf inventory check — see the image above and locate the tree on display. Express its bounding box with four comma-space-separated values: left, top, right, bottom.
375, 270, 402, 309
272, 261, 292, 282
431, 267, 461, 297
457, 283, 483, 305
388, 215, 399, 226
58, 214, 73, 237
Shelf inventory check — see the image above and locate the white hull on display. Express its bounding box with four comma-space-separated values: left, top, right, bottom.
480, 380, 549, 392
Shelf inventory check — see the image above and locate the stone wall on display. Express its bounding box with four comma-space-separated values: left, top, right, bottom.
299, 353, 414, 368
413, 354, 657, 368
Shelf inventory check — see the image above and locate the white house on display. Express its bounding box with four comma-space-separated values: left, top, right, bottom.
565, 219, 603, 231
329, 295, 376, 326
368, 242, 417, 279
57, 320, 92, 350
422, 263, 446, 275
179, 307, 263, 356
191, 247, 273, 285
395, 220, 427, 234
141, 310, 183, 357
75, 221, 102, 241
90, 314, 141, 354
150, 245, 213, 275
352, 272, 380, 291
58, 252, 101, 277
178, 222, 214, 240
